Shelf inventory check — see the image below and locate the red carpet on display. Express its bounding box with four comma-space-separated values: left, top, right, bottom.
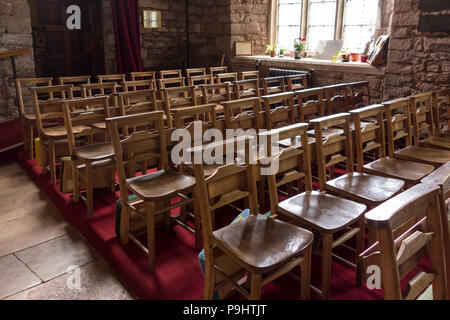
0, 119, 23, 162
15, 151, 431, 300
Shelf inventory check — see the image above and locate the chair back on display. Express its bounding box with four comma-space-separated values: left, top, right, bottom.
172, 104, 217, 129
158, 77, 186, 89
58, 76, 91, 97
97, 74, 126, 84
324, 83, 352, 114
162, 86, 198, 127
31, 85, 74, 132
350, 104, 386, 172
222, 97, 262, 132
310, 113, 354, 191
295, 88, 326, 122
62, 96, 109, 157
186, 68, 206, 78
81, 82, 118, 100
209, 66, 228, 76
216, 72, 238, 84
240, 71, 259, 81
348, 81, 370, 108
286, 74, 307, 91
361, 183, 446, 300
129, 71, 157, 89
118, 89, 158, 115
187, 74, 214, 86
262, 92, 296, 130
383, 98, 413, 157
261, 76, 286, 96
107, 111, 168, 182
160, 69, 183, 79
122, 80, 155, 92
234, 79, 260, 100
16, 77, 53, 116
409, 92, 434, 144
432, 89, 450, 136
200, 83, 232, 104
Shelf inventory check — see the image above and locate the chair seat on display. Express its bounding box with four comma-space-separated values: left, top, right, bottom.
277, 191, 366, 233
75, 143, 114, 161
278, 136, 315, 149
419, 136, 450, 150
239, 89, 258, 98
185, 162, 225, 177
266, 87, 283, 95
307, 127, 343, 138
395, 146, 450, 167
126, 169, 196, 201
76, 158, 115, 171
23, 113, 36, 121
92, 122, 106, 130
41, 125, 90, 139
326, 172, 404, 206
213, 214, 313, 272
364, 158, 434, 183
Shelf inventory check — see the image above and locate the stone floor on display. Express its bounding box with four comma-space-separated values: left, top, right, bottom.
0, 161, 135, 300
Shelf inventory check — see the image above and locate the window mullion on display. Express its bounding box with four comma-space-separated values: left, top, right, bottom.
301, 0, 308, 39
335, 0, 345, 40
270, 0, 279, 45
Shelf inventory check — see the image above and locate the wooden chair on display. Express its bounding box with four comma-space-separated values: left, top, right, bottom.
186, 68, 207, 78
62, 96, 115, 218
216, 72, 238, 84
158, 77, 186, 90
432, 88, 450, 137
97, 74, 126, 84
264, 122, 367, 299
32, 85, 76, 185
118, 89, 159, 115
200, 83, 232, 106
162, 86, 198, 128
106, 111, 198, 272
160, 69, 183, 79
81, 82, 119, 107
209, 66, 228, 77
410, 92, 450, 151
384, 98, 450, 168
122, 80, 155, 92
323, 84, 352, 114
360, 183, 447, 300
421, 161, 450, 297
261, 76, 286, 96
312, 113, 405, 207
348, 81, 370, 109
286, 74, 308, 92
129, 71, 157, 89
240, 71, 259, 81
58, 76, 91, 97
351, 104, 434, 187
15, 77, 53, 159
193, 137, 314, 300
233, 79, 261, 100
262, 92, 296, 130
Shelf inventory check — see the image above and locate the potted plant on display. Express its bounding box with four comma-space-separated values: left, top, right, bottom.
338, 48, 350, 62
294, 37, 306, 59
265, 44, 277, 57
279, 48, 286, 57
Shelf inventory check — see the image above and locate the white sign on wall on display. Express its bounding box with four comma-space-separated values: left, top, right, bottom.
66, 5, 81, 30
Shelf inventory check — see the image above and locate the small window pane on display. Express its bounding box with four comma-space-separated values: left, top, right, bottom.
307, 0, 337, 52
343, 0, 379, 53
277, 0, 302, 51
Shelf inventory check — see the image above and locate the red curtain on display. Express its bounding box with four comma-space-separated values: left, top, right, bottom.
111, 0, 143, 74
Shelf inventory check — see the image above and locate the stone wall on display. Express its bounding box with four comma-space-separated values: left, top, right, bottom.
384, 0, 450, 99
140, 0, 187, 70
0, 0, 34, 121
102, 0, 116, 75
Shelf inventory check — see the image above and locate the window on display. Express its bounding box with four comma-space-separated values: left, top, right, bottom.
273, 0, 380, 55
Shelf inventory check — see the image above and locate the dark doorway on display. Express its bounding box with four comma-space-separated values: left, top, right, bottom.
31, 0, 105, 77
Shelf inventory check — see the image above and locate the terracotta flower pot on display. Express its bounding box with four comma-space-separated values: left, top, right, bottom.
350, 53, 361, 62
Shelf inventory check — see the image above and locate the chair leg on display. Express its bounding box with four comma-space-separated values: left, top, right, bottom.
356, 218, 366, 287
300, 245, 312, 300
248, 272, 262, 300
146, 201, 156, 272
203, 249, 216, 300
193, 190, 203, 251
321, 233, 333, 300
120, 198, 130, 245
72, 161, 80, 202
86, 164, 93, 219
50, 141, 57, 186
258, 179, 266, 211
29, 124, 35, 159
110, 168, 116, 193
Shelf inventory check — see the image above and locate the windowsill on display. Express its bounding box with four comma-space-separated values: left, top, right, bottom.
233, 55, 386, 76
